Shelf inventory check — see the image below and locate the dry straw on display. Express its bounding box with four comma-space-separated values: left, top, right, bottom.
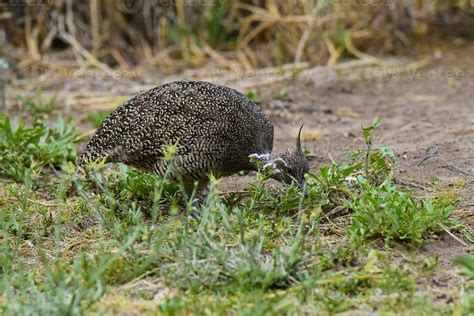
2, 0, 473, 73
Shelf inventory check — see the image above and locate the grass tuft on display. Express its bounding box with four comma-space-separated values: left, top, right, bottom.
345, 176, 453, 246
0, 108, 469, 314
0, 113, 83, 181
16, 91, 60, 116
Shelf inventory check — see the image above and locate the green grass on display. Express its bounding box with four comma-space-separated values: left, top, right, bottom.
452, 255, 474, 313
86, 111, 111, 129
16, 91, 60, 116
345, 176, 453, 246
244, 89, 261, 103
0, 112, 471, 315
0, 113, 83, 181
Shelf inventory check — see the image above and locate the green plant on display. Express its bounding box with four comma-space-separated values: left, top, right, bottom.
86, 111, 111, 129
0, 113, 83, 180
0, 171, 134, 315
306, 163, 361, 208
204, 0, 239, 49
452, 255, 474, 279
245, 89, 261, 103
16, 91, 60, 115
0, 110, 465, 314
291, 64, 304, 79
345, 176, 453, 246
157, 177, 319, 293
348, 117, 395, 184
452, 255, 474, 314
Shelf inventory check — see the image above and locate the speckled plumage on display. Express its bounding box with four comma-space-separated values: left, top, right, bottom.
77, 80, 308, 188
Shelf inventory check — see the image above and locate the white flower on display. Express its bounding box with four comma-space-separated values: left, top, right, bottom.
249, 153, 271, 160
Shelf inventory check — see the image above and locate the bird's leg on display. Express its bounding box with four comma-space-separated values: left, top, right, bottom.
184, 180, 209, 203
182, 180, 209, 217
196, 182, 210, 202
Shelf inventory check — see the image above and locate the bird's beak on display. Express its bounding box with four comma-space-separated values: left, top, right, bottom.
298, 179, 306, 188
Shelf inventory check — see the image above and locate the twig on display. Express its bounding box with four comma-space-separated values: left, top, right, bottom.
393, 178, 430, 191
439, 224, 468, 247
393, 249, 410, 261
27, 198, 62, 207
62, 238, 85, 259
321, 205, 346, 222
327, 153, 336, 164
219, 190, 248, 197
294, 17, 315, 64
413, 145, 474, 176
90, 0, 101, 57
202, 43, 239, 72
120, 266, 162, 290
59, 30, 114, 75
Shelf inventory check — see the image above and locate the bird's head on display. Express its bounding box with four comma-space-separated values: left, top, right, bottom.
252, 125, 309, 187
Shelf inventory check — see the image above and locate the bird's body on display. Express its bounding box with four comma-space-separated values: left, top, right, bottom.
77, 81, 276, 188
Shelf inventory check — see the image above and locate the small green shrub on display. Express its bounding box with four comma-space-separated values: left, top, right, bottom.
0, 113, 83, 180
308, 163, 361, 205
346, 176, 453, 246
96, 165, 180, 214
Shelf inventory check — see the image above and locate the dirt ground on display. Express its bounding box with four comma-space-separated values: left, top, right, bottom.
220, 43, 472, 303
7, 40, 473, 308
221, 42, 473, 305
266, 45, 474, 301
223, 43, 473, 206
259, 43, 474, 304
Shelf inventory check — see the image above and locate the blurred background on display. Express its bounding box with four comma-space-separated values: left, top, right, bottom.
2, 0, 474, 76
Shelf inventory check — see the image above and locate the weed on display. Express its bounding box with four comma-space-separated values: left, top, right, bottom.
245, 89, 261, 103
86, 111, 111, 129
291, 64, 304, 79
307, 163, 361, 207
453, 254, 474, 279
0, 113, 83, 181
452, 255, 474, 313
348, 117, 395, 184
204, 0, 239, 50
345, 176, 453, 246
16, 91, 60, 116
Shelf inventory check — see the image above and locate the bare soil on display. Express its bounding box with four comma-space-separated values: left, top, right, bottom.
224, 42, 474, 304
224, 43, 473, 207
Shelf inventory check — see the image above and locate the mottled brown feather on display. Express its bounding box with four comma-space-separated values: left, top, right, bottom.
77, 81, 274, 184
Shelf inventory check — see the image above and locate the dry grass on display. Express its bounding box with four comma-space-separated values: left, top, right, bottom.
2, 0, 474, 74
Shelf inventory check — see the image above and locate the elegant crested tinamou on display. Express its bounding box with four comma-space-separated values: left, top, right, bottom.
77, 81, 309, 191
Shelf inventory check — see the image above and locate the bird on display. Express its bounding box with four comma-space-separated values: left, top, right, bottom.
77, 80, 308, 193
